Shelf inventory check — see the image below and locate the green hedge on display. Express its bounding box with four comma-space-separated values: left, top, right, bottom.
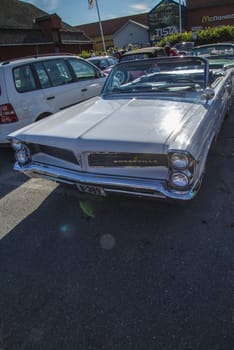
78, 25, 234, 57
157, 25, 234, 47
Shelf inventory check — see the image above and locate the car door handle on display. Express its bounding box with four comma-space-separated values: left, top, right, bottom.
81, 88, 88, 92
46, 96, 55, 100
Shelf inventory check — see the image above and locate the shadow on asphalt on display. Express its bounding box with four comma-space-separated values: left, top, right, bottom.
0, 147, 28, 199
0, 145, 234, 349
0, 105, 233, 350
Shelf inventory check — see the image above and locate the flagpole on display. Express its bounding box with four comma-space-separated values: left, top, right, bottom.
95, 0, 106, 53
179, 0, 182, 33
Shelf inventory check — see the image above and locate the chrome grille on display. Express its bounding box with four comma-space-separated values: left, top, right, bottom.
28, 144, 78, 165
88, 152, 167, 167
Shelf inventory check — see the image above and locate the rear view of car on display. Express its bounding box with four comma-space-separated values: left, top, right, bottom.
0, 66, 20, 144
191, 43, 234, 70
173, 42, 195, 55
87, 56, 118, 75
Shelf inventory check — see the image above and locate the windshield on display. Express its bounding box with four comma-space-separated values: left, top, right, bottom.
102, 57, 207, 96
174, 42, 194, 51
120, 53, 152, 62
192, 44, 234, 57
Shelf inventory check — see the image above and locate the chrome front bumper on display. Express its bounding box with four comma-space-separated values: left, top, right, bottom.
14, 162, 198, 201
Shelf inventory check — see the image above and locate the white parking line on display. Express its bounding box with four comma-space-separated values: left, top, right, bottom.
0, 178, 57, 239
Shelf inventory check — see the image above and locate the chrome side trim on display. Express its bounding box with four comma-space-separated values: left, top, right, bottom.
14, 162, 198, 200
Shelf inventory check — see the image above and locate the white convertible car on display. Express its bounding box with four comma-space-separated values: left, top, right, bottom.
8, 56, 234, 201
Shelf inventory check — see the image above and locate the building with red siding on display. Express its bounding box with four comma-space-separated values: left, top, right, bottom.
0, 0, 93, 61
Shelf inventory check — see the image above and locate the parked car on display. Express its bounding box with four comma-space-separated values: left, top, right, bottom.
114, 47, 167, 84
172, 41, 195, 55
87, 55, 118, 74
8, 56, 234, 201
119, 47, 166, 62
0, 54, 106, 144
192, 43, 234, 70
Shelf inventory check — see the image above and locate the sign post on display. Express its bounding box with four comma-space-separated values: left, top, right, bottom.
179, 0, 182, 33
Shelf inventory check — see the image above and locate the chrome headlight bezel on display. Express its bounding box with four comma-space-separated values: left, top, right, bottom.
168, 150, 196, 190
13, 142, 31, 165
11, 139, 23, 151
170, 152, 190, 170
169, 171, 190, 189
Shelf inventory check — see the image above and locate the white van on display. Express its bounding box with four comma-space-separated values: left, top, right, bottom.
0, 54, 106, 144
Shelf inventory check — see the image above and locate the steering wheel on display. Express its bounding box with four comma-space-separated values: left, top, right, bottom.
113, 70, 127, 85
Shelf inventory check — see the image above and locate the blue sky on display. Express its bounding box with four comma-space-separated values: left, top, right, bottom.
21, 0, 185, 26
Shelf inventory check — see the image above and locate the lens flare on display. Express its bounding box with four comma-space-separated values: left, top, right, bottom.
59, 223, 76, 238
100, 234, 116, 250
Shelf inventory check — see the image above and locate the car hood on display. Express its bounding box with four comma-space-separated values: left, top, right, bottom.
9, 96, 203, 153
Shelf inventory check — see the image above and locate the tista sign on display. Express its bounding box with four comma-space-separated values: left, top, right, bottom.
155, 25, 178, 37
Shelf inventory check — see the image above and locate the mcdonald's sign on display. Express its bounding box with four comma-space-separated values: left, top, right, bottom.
201, 14, 234, 24
202, 16, 210, 23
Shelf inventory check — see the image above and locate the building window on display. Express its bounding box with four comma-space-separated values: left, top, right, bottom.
148, 0, 187, 41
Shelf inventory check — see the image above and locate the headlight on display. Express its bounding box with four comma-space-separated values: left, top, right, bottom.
170, 152, 189, 170
11, 139, 23, 151
170, 172, 189, 188
15, 144, 30, 165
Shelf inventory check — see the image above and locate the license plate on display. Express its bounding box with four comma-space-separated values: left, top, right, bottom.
76, 183, 106, 196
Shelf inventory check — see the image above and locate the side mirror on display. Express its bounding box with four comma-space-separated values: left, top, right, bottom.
202, 87, 215, 101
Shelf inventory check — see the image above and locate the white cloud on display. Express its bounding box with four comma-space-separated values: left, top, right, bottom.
129, 3, 150, 12
104, 3, 150, 20
23, 0, 59, 12
40, 0, 59, 11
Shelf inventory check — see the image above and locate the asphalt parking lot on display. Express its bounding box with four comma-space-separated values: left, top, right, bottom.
0, 105, 234, 350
